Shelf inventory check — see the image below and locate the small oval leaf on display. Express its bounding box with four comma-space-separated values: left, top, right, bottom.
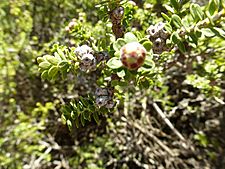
124, 32, 138, 43
107, 57, 123, 69
39, 62, 51, 69
48, 66, 58, 79
113, 38, 126, 52
171, 14, 182, 28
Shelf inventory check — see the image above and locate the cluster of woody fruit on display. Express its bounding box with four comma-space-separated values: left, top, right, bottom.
74, 45, 115, 108
146, 22, 170, 54
71, 6, 170, 109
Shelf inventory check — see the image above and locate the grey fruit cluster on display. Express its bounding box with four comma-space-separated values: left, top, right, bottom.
146, 22, 170, 54
95, 87, 115, 109
74, 45, 97, 72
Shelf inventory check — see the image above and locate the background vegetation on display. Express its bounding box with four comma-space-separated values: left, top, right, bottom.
0, 0, 225, 169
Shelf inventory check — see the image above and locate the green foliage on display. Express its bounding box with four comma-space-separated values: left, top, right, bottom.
37, 1, 225, 128
69, 135, 118, 169
37, 45, 78, 81
0, 99, 55, 168
194, 132, 209, 147
61, 96, 110, 129
1, 0, 225, 168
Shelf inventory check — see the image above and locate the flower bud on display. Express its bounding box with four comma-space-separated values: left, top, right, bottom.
120, 42, 146, 70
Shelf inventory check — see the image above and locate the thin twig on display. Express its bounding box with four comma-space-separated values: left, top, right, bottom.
153, 102, 186, 142
131, 121, 176, 157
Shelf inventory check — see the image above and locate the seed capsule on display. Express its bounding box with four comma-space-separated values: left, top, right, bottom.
156, 22, 169, 39
120, 42, 146, 70
79, 61, 96, 72
154, 38, 165, 48
105, 100, 115, 109
111, 6, 124, 20
95, 51, 110, 62
74, 45, 94, 58
95, 88, 109, 96
96, 96, 109, 107
81, 53, 96, 66
146, 25, 159, 38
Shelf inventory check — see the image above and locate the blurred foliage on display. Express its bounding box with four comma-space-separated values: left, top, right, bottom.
0, 0, 225, 169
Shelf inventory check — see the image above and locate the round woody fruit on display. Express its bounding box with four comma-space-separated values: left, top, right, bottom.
120, 42, 146, 70
81, 53, 96, 66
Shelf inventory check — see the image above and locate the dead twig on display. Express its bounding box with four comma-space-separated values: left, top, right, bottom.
153, 102, 186, 142
130, 121, 176, 157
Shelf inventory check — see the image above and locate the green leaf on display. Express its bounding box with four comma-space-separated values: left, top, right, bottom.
41, 70, 48, 80
54, 52, 63, 60
39, 61, 51, 69
143, 59, 155, 69
80, 114, 85, 126
57, 48, 66, 60
45, 55, 60, 65
107, 57, 123, 69
111, 80, 128, 87
48, 66, 58, 79
93, 111, 99, 124
210, 27, 225, 39
113, 38, 126, 52
139, 38, 150, 44
61, 114, 67, 125
117, 69, 126, 78
117, 81, 128, 87
177, 41, 186, 53
71, 111, 77, 120
161, 12, 171, 22
133, 31, 143, 40
171, 14, 182, 28
111, 80, 119, 86
88, 105, 95, 112
222, 0, 225, 8
190, 3, 204, 22
171, 32, 186, 53
188, 32, 198, 45
58, 61, 69, 72
77, 101, 84, 112
164, 4, 175, 13
194, 133, 208, 147
83, 110, 90, 121
80, 97, 89, 107
66, 120, 72, 131
61, 105, 72, 116
207, 0, 219, 16
124, 32, 138, 43
142, 41, 152, 51
165, 23, 173, 33
170, 0, 180, 11
75, 117, 79, 128
37, 57, 44, 64
201, 28, 216, 37
138, 77, 150, 89
171, 32, 180, 44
